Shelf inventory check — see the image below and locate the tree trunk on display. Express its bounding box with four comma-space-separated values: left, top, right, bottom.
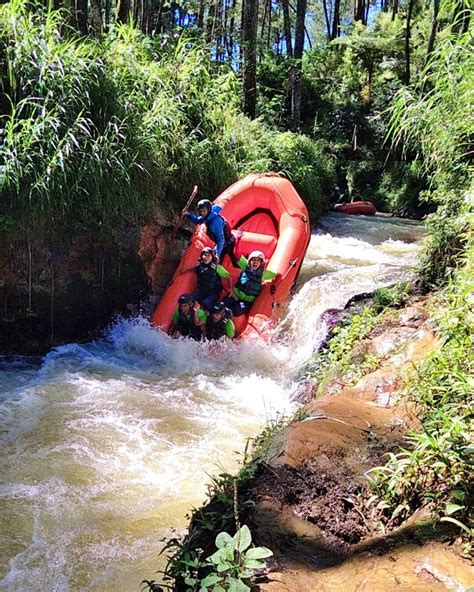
391, 0, 398, 20
104, 0, 111, 26
354, 0, 366, 23
322, 0, 331, 40
267, 0, 272, 48
281, 0, 292, 56
242, 0, 258, 118
132, 0, 140, 25
404, 0, 414, 84
90, 0, 102, 35
206, 0, 215, 43
76, 0, 88, 33
290, 0, 306, 131
223, 0, 229, 60
261, 0, 268, 40
144, 0, 152, 33
155, 0, 164, 33
426, 0, 440, 59
117, 0, 131, 23
197, 0, 205, 28
331, 0, 340, 39
229, 0, 236, 57
214, 0, 223, 60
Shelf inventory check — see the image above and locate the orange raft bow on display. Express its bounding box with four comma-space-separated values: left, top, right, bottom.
152, 173, 311, 339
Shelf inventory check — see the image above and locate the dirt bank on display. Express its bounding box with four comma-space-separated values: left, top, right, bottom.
174, 296, 473, 591
241, 297, 473, 589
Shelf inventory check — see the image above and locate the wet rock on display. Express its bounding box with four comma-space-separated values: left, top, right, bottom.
257, 541, 473, 591
366, 326, 418, 359
398, 303, 429, 327
0, 230, 150, 354
139, 223, 190, 293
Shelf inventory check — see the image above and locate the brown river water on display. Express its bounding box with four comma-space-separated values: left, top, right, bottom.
4, 213, 464, 592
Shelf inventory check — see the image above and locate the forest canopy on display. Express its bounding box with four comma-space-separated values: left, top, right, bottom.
0, 0, 472, 284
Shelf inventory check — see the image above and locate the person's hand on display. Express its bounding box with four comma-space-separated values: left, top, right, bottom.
193, 301, 201, 311
182, 209, 189, 216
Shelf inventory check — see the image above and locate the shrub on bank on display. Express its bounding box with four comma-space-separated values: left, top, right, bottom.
0, 2, 329, 247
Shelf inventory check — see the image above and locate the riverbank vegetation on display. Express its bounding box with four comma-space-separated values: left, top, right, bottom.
144, 0, 472, 584
3, 0, 465, 249
0, 0, 334, 248
0, 0, 472, 586
368, 259, 473, 543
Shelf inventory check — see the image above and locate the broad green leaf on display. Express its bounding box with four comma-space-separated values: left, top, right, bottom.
207, 548, 227, 564
227, 576, 251, 592
215, 531, 234, 549
445, 503, 464, 515
240, 570, 255, 578
242, 558, 266, 569
200, 573, 223, 587
217, 560, 233, 573
244, 546, 273, 560
234, 525, 252, 552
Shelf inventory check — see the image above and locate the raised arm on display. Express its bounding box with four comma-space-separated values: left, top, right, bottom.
212, 216, 226, 257
185, 212, 206, 224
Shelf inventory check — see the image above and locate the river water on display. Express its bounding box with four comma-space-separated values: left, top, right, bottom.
0, 213, 423, 591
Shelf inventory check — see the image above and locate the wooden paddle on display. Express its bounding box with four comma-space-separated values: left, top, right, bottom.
171, 185, 198, 238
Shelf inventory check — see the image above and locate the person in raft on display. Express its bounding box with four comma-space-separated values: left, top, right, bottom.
183, 199, 239, 267
206, 301, 235, 340
168, 293, 207, 340
221, 250, 277, 317
178, 247, 232, 311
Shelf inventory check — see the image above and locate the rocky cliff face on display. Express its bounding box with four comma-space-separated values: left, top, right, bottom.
0, 216, 188, 354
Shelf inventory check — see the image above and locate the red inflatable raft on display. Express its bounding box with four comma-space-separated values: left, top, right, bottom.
152, 173, 311, 339
333, 201, 376, 216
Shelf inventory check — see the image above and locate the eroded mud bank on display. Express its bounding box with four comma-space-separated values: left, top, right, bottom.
181, 296, 473, 591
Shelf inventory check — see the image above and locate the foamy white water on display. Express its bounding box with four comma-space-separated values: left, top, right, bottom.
0, 213, 423, 591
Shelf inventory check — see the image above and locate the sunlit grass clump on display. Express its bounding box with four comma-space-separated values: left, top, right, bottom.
0, 1, 329, 244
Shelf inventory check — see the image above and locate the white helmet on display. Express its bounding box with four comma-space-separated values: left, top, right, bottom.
248, 250, 265, 262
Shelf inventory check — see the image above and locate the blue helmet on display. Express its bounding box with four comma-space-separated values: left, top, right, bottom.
178, 293, 193, 305
211, 302, 226, 314
197, 199, 212, 214
200, 247, 215, 258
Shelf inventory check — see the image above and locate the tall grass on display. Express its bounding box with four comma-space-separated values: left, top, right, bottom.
388, 30, 473, 189
368, 10, 473, 538
0, 1, 330, 245
387, 13, 473, 286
